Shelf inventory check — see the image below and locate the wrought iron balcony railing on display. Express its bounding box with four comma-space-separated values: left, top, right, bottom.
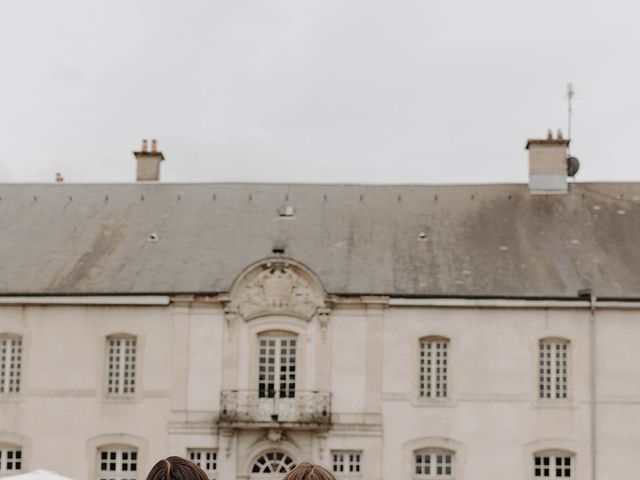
219, 390, 331, 425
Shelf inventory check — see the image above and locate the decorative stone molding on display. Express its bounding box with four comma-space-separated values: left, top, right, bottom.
316, 433, 327, 461
267, 428, 284, 443
228, 260, 326, 321
317, 308, 331, 332
223, 307, 239, 332
220, 428, 236, 458
241, 439, 302, 478
247, 428, 290, 447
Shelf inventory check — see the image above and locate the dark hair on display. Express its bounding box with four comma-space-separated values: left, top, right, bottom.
146, 456, 209, 480
283, 462, 336, 480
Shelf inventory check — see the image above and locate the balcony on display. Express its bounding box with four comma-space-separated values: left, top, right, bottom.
219, 390, 331, 428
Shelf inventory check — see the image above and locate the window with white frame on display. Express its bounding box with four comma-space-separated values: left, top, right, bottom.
332, 451, 362, 479
0, 335, 22, 395
419, 337, 449, 398
414, 450, 454, 479
0, 446, 22, 474
257, 333, 296, 399
97, 447, 138, 480
534, 451, 574, 478
188, 449, 217, 479
539, 339, 569, 399
106, 336, 137, 397
251, 451, 295, 474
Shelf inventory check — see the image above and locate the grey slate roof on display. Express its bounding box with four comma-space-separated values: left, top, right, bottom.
0, 182, 639, 299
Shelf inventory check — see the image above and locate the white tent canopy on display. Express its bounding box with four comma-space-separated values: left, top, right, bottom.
1, 470, 77, 480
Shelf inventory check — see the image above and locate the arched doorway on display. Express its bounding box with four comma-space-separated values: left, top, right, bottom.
250, 451, 295, 480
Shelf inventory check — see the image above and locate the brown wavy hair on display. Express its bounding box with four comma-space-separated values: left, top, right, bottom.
283, 462, 336, 480
146, 456, 209, 480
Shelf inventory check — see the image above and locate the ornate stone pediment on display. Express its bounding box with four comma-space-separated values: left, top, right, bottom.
229, 260, 325, 320
228, 260, 325, 321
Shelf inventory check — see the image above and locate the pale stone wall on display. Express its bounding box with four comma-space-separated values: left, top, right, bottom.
1, 301, 639, 479
0, 305, 173, 479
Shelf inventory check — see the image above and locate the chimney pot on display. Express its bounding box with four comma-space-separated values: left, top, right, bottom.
151, 139, 157, 153
547, 129, 553, 140
556, 129, 564, 140
142, 139, 148, 152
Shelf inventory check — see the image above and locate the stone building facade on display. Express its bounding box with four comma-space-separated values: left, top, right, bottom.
1, 136, 640, 480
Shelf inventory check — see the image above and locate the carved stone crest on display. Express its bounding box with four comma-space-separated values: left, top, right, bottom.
267, 428, 283, 443
229, 261, 325, 321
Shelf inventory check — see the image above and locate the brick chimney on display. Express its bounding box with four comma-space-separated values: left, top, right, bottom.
526, 129, 570, 194
133, 139, 164, 182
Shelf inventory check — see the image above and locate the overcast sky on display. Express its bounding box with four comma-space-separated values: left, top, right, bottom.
0, 0, 639, 184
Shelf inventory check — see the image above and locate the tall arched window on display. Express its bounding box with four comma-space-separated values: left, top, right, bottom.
539, 338, 569, 400
534, 450, 574, 478
105, 335, 137, 397
419, 337, 449, 398
251, 451, 295, 475
0, 334, 22, 395
414, 449, 454, 479
257, 332, 297, 399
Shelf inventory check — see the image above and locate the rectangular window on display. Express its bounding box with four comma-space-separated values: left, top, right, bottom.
0, 336, 22, 395
419, 339, 448, 398
539, 340, 568, 399
534, 453, 573, 478
188, 449, 217, 479
0, 447, 22, 473
98, 448, 137, 480
258, 336, 296, 399
106, 337, 137, 397
332, 451, 362, 479
414, 451, 454, 479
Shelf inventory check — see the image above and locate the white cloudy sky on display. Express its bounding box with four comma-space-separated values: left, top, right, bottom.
0, 0, 639, 184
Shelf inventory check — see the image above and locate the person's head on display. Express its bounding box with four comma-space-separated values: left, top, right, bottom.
146, 456, 209, 480
283, 462, 336, 480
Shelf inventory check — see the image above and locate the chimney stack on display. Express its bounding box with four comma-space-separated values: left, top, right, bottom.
526, 130, 570, 194
134, 138, 164, 182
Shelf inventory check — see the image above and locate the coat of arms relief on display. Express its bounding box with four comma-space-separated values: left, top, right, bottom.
226, 261, 327, 322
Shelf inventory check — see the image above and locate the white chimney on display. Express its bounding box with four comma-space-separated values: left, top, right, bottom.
134, 138, 164, 182
526, 129, 570, 194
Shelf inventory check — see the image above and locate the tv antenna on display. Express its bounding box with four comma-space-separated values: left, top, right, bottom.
566, 83, 574, 152
565, 83, 580, 178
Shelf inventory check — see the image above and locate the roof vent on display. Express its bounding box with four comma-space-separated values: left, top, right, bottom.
278, 205, 295, 217
525, 130, 571, 194
134, 139, 164, 182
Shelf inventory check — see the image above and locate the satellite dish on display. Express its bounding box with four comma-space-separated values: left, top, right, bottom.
567, 156, 580, 177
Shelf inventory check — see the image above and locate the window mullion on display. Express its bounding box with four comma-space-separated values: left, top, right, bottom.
0, 341, 6, 394
426, 346, 432, 398
274, 338, 282, 396
428, 345, 434, 398
118, 341, 126, 395
116, 450, 123, 478
550, 344, 556, 399
552, 344, 559, 399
